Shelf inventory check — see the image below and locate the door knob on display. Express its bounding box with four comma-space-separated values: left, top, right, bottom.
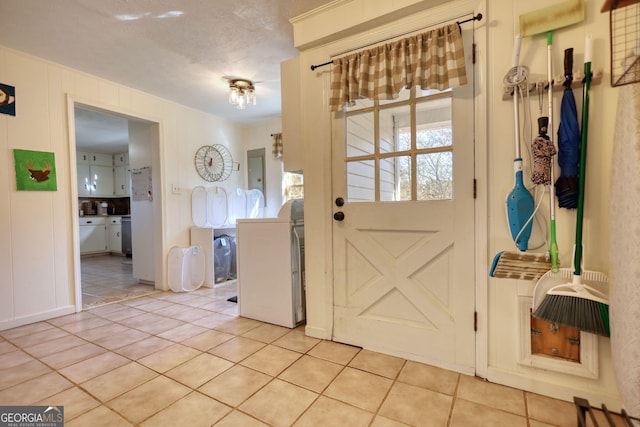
333, 211, 345, 221
335, 197, 344, 207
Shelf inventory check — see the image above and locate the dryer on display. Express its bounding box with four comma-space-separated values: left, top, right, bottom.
236, 200, 304, 327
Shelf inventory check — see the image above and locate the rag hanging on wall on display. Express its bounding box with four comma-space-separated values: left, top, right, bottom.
531, 81, 556, 186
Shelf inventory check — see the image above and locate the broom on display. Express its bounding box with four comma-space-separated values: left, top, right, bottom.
533, 36, 610, 337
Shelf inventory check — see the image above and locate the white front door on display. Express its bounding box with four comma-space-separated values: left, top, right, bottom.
331, 29, 476, 373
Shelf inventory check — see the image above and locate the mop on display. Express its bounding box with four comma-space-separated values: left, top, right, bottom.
490, 35, 541, 280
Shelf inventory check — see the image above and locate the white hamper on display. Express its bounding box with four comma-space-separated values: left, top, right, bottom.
168, 245, 205, 292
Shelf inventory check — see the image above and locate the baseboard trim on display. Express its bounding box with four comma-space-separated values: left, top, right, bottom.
485, 366, 623, 411
305, 324, 331, 340
0, 306, 77, 331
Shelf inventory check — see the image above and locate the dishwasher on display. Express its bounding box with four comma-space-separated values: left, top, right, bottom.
121, 216, 132, 257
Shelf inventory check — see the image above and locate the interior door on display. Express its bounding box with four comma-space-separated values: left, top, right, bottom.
331, 28, 476, 373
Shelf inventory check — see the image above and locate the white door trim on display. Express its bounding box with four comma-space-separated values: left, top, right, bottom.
471, 0, 489, 379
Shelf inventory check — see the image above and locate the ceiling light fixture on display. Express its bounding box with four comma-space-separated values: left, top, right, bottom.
228, 79, 256, 110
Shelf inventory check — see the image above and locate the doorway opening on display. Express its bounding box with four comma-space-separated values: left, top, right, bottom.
247, 148, 266, 205
80, 254, 156, 308
69, 100, 163, 310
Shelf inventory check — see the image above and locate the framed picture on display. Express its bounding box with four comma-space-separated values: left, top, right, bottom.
14, 149, 57, 191
0, 83, 15, 116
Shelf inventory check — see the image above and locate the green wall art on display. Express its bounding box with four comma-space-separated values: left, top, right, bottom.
14, 149, 57, 191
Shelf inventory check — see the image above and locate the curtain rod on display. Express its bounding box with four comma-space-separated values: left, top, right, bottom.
309, 13, 482, 71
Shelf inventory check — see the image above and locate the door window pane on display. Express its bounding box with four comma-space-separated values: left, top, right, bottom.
347, 160, 375, 202
346, 112, 375, 156
416, 98, 452, 150
417, 152, 453, 200
379, 104, 410, 153
380, 155, 411, 201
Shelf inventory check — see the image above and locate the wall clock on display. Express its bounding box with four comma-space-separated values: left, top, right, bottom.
194, 144, 233, 182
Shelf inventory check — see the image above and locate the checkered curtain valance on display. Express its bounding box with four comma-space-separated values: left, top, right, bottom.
272, 132, 283, 159
329, 23, 467, 112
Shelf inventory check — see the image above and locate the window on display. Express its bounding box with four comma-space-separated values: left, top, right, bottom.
344, 88, 453, 202
283, 171, 303, 201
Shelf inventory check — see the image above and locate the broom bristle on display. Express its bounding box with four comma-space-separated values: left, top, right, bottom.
533, 294, 610, 337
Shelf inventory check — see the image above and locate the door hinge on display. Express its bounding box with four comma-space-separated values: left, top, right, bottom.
473, 179, 477, 199
474, 311, 478, 332
472, 43, 477, 64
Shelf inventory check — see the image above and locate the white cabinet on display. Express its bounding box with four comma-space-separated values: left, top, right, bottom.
108, 217, 122, 254
77, 164, 114, 197
77, 164, 92, 196
78, 151, 112, 166
76, 152, 115, 196
280, 56, 303, 172
79, 217, 107, 254
114, 152, 129, 166
77, 152, 91, 164
90, 153, 113, 166
114, 166, 130, 196
92, 165, 115, 196
113, 152, 130, 196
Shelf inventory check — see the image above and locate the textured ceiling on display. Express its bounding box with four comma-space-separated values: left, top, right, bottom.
0, 0, 333, 129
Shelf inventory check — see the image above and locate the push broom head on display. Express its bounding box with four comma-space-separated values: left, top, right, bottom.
533, 276, 610, 337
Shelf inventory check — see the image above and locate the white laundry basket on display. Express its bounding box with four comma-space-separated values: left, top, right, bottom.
168, 245, 205, 292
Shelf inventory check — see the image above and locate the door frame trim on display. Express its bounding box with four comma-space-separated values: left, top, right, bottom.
471, 0, 488, 379
66, 95, 166, 312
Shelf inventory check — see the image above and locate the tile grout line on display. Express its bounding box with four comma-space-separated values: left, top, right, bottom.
447, 369, 463, 426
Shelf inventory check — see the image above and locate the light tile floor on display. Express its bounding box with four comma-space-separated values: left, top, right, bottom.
0, 282, 627, 426
81, 255, 159, 309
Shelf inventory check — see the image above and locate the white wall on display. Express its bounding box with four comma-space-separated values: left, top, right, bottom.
128, 120, 156, 283
0, 45, 244, 328
292, 0, 622, 409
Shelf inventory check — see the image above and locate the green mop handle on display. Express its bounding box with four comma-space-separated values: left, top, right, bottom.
574, 36, 592, 276
547, 31, 559, 272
